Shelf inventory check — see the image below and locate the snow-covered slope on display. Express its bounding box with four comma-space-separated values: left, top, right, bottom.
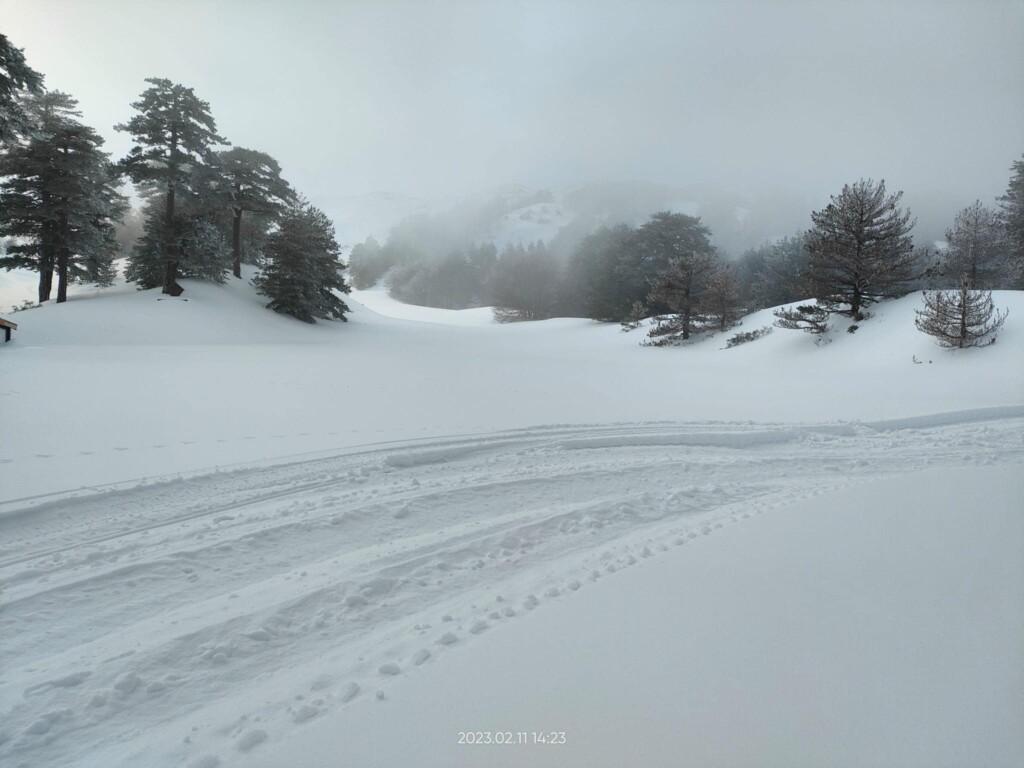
2, 273, 1021, 503
1, 274, 1022, 767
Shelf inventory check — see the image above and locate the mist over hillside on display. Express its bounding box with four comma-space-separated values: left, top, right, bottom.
331, 179, 959, 260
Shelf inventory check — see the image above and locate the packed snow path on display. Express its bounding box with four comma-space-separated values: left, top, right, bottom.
2, 413, 1022, 767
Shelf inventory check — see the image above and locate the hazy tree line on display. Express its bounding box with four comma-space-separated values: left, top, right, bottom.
348, 165, 1022, 343
350, 235, 500, 309
0, 34, 349, 322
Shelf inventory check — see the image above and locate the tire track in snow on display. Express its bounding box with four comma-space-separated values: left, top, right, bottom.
0, 422, 806, 569
1, 417, 1022, 768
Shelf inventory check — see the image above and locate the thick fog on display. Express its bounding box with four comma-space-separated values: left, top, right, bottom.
3, 0, 1023, 248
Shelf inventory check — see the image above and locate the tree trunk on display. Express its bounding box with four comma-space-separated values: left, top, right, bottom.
56, 213, 69, 303
56, 248, 69, 303
232, 206, 243, 279
681, 284, 691, 340
163, 184, 178, 294
39, 192, 54, 303
38, 254, 54, 303
959, 293, 967, 348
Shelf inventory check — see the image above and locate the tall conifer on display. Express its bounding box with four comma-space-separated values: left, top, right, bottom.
116, 78, 227, 293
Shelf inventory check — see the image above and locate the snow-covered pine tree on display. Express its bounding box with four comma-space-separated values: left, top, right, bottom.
116, 78, 227, 294
805, 179, 917, 318
0, 33, 44, 146
215, 147, 293, 278
127, 200, 232, 288
941, 200, 1009, 289
179, 218, 231, 282
126, 205, 171, 289
252, 199, 351, 323
0, 92, 125, 303
75, 224, 120, 288
914, 277, 1008, 348
997, 153, 1024, 286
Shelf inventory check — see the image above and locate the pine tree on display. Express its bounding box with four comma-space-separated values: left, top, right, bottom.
126, 197, 232, 288
646, 250, 717, 342
636, 212, 714, 274
235, 209, 275, 266
180, 218, 231, 282
216, 147, 293, 278
467, 242, 498, 305
941, 200, 1009, 288
0, 92, 125, 303
700, 263, 739, 332
915, 277, 1008, 348
252, 199, 351, 322
126, 203, 171, 289
997, 153, 1024, 286
348, 236, 386, 289
116, 78, 227, 293
566, 224, 639, 321
750, 233, 809, 309
76, 224, 120, 288
636, 212, 715, 314
805, 179, 917, 318
431, 251, 477, 309
0, 33, 44, 146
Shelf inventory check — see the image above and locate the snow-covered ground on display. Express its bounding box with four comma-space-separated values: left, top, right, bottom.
1, 272, 1022, 767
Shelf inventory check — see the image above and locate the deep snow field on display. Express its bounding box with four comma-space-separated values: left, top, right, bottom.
1, 270, 1022, 767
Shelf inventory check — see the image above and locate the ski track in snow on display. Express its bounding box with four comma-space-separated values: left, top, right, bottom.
1, 416, 1022, 767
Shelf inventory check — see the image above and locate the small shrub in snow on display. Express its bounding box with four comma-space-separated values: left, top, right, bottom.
773, 304, 830, 338
620, 301, 647, 332
642, 315, 716, 347
725, 326, 772, 348
492, 306, 531, 323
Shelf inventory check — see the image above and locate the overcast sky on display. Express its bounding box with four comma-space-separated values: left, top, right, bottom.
2, 0, 1023, 214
